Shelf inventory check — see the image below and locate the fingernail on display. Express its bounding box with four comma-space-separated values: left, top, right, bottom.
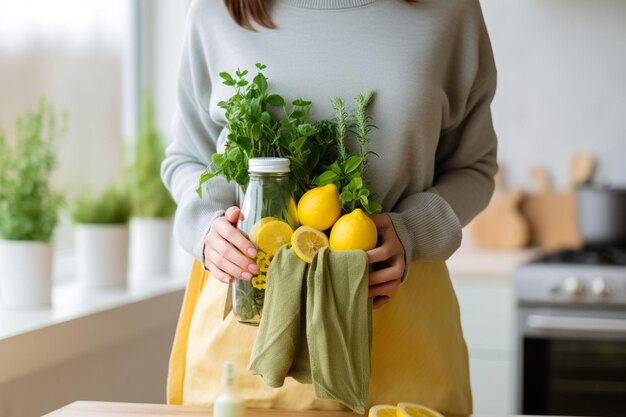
248, 263, 258, 273
242, 272, 252, 280
247, 247, 257, 257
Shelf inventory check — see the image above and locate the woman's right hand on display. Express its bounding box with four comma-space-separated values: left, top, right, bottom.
204, 206, 258, 284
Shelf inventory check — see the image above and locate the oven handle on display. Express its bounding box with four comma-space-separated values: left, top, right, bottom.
526, 314, 626, 333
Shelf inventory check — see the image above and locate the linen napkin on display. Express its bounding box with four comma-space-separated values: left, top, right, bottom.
248, 245, 372, 414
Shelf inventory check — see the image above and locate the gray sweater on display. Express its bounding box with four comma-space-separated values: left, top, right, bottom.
161, 0, 498, 266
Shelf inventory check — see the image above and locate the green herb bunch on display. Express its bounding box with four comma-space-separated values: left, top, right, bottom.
314, 91, 383, 215
72, 186, 132, 224
198, 63, 335, 200
130, 90, 176, 218
0, 99, 65, 242
198, 63, 383, 214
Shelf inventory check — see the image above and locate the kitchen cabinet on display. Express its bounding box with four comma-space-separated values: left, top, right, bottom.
453, 282, 515, 415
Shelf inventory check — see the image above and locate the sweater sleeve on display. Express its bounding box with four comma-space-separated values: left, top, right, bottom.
161, 3, 237, 263
387, 74, 498, 265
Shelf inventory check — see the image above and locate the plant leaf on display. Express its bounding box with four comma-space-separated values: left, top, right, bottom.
315, 170, 338, 186
267, 94, 285, 106
344, 155, 363, 174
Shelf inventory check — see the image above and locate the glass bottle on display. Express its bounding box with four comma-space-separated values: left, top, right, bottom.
233, 157, 298, 325
214, 362, 245, 417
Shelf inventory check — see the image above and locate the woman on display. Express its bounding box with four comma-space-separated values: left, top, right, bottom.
162, 0, 498, 414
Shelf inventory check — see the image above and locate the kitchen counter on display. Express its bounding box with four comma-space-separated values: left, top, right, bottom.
44, 401, 568, 417
447, 230, 539, 283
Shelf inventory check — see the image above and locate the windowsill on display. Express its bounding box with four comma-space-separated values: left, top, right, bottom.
0, 271, 188, 385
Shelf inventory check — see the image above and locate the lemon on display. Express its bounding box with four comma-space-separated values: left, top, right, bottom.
297, 184, 342, 231
287, 197, 300, 228
291, 226, 329, 263
368, 405, 396, 417
396, 403, 445, 417
248, 216, 278, 245
255, 220, 293, 256
329, 208, 378, 251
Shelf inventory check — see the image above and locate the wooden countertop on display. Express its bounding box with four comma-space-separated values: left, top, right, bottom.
44, 401, 553, 417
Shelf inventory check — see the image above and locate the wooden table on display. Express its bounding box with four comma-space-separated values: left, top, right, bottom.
43, 402, 372, 416
44, 401, 544, 417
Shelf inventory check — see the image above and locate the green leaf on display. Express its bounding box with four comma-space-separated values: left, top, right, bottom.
253, 73, 268, 93
315, 170, 338, 186
219, 72, 234, 83
367, 200, 383, 215
341, 188, 353, 202
255, 62, 267, 70
344, 155, 363, 174
292, 98, 312, 107
237, 80, 249, 87
251, 123, 261, 140
359, 194, 369, 207
349, 176, 363, 190
297, 123, 316, 137
267, 94, 285, 106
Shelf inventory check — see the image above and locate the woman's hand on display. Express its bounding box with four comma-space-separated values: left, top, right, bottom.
204, 206, 258, 284
366, 214, 406, 309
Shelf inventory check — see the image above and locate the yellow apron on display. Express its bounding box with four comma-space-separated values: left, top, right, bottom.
167, 259, 472, 415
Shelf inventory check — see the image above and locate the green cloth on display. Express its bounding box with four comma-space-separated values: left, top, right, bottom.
248, 245, 372, 414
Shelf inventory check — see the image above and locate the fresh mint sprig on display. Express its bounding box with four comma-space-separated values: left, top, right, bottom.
198, 63, 334, 200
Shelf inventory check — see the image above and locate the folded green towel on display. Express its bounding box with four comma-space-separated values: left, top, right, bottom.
248, 245, 372, 414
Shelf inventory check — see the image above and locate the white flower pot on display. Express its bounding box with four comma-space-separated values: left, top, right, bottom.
0, 240, 53, 308
130, 217, 173, 281
76, 224, 129, 289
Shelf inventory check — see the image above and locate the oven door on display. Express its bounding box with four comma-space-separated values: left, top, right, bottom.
518, 307, 626, 417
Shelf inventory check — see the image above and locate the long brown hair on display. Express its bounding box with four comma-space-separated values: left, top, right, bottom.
224, 0, 417, 31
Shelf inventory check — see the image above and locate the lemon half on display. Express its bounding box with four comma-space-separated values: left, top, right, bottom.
255, 220, 293, 256
397, 402, 445, 417
248, 216, 278, 244
290, 226, 329, 264
368, 405, 396, 417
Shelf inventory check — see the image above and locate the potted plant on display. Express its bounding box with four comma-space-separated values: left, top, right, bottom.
129, 91, 176, 281
0, 99, 64, 308
72, 185, 132, 289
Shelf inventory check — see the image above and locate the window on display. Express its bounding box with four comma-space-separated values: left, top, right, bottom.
0, 0, 137, 279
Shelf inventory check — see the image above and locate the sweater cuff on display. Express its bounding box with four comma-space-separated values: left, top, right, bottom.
387, 192, 462, 280
172, 190, 226, 265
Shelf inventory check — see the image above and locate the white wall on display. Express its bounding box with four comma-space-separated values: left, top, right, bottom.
139, 0, 189, 142
481, 0, 626, 190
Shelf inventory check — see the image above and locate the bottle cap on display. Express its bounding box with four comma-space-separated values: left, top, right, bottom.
248, 157, 290, 174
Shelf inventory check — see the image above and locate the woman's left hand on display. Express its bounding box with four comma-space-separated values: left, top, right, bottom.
366, 214, 406, 309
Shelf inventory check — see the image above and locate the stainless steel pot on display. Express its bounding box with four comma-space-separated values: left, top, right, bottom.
577, 185, 626, 246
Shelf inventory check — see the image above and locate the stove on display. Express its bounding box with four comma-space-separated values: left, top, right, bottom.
514, 247, 626, 417
515, 246, 626, 307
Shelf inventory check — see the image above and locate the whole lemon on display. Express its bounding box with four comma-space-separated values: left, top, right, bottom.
329, 209, 378, 251
297, 184, 342, 231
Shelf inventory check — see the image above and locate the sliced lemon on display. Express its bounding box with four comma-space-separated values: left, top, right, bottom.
368, 405, 396, 417
255, 220, 293, 256
397, 402, 445, 417
248, 216, 278, 245
290, 226, 329, 264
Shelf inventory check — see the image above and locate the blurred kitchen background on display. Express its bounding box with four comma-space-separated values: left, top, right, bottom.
0, 0, 625, 416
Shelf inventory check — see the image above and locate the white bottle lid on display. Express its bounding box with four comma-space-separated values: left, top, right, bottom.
248, 157, 290, 174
